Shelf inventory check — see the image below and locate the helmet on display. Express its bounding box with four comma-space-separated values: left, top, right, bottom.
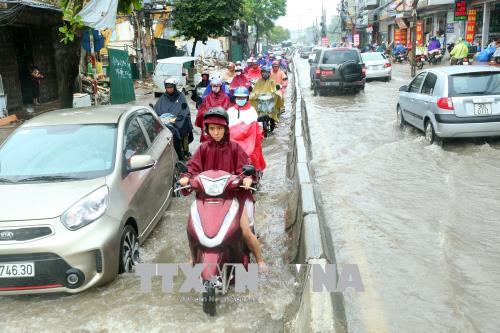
210, 76, 223, 86
203, 107, 229, 126
228, 62, 235, 69
235, 65, 242, 72
261, 65, 271, 72
258, 53, 263, 58
233, 86, 250, 97
272, 60, 280, 66
276, 56, 282, 60
164, 78, 177, 86
235, 61, 242, 66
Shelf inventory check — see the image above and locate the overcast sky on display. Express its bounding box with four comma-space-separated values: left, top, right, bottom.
275, 0, 341, 31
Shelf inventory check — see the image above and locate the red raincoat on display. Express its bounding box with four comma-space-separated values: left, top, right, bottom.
195, 90, 230, 142
182, 127, 254, 202
230, 73, 251, 91
246, 67, 262, 81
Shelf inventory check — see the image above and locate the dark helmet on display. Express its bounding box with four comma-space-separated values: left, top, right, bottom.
203, 107, 229, 126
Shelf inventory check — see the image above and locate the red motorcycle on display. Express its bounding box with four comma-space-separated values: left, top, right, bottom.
175, 164, 256, 316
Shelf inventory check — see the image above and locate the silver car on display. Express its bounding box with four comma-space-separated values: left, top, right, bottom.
397, 66, 500, 143
0, 106, 177, 294
361, 52, 391, 81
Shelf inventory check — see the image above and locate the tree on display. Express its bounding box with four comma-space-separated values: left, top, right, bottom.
171, 0, 244, 56
266, 26, 290, 44
243, 0, 286, 54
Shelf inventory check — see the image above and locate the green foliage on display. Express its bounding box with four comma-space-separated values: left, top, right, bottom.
118, 0, 143, 14
59, 1, 84, 44
172, 0, 244, 49
266, 26, 290, 44
243, 0, 286, 36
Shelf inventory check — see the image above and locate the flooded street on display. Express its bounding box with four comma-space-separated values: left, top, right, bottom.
0, 86, 296, 332
296, 56, 500, 332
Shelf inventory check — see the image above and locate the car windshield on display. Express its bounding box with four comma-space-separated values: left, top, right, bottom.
0, 124, 117, 183
448, 72, 500, 96
155, 63, 181, 76
322, 50, 360, 64
361, 53, 385, 62
303, 47, 313, 52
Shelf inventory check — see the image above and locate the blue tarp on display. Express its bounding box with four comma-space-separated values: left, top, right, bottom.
81, 29, 105, 53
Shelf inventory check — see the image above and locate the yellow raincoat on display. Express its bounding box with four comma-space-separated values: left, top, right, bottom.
250, 78, 281, 122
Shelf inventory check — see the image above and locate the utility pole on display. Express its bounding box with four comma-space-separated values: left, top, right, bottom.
410, 0, 419, 77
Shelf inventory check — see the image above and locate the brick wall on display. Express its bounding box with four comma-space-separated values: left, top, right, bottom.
0, 28, 23, 112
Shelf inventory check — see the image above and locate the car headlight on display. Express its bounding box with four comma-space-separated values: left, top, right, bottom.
199, 175, 231, 196
61, 186, 109, 230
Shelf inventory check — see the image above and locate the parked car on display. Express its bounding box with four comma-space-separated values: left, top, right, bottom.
300, 46, 314, 59
361, 52, 392, 81
397, 66, 500, 144
0, 106, 178, 294
308, 46, 322, 63
309, 47, 366, 95
153, 56, 197, 97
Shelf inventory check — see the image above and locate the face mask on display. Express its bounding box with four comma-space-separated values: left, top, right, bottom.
236, 98, 247, 107
212, 86, 221, 93
262, 72, 270, 79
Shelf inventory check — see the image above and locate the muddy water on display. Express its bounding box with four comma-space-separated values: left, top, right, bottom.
296, 57, 500, 332
0, 84, 296, 332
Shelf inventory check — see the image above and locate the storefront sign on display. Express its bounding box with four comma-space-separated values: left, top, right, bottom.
353, 34, 360, 46
454, 0, 467, 21
446, 23, 454, 33
401, 29, 408, 46
321, 37, 329, 46
465, 9, 477, 43
416, 21, 424, 46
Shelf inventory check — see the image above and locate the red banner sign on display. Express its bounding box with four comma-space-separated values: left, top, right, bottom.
467, 9, 477, 21
465, 9, 477, 43
454, 0, 467, 21
394, 28, 401, 43
353, 34, 360, 46
416, 21, 424, 46
401, 29, 408, 46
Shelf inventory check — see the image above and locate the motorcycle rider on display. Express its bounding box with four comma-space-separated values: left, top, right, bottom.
428, 36, 441, 57
250, 66, 280, 129
246, 59, 262, 80
153, 78, 193, 160
195, 77, 230, 142
179, 108, 266, 272
270, 60, 287, 110
230, 65, 251, 92
450, 38, 469, 65
392, 41, 406, 57
223, 62, 236, 84
257, 53, 266, 67
191, 70, 210, 108
227, 87, 266, 171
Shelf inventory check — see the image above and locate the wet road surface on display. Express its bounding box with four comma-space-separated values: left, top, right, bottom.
0, 85, 297, 332
296, 56, 500, 332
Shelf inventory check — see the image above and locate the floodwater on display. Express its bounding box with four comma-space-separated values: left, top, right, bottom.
296, 56, 500, 332
0, 82, 297, 332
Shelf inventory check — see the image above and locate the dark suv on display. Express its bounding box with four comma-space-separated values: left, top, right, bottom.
309, 48, 366, 95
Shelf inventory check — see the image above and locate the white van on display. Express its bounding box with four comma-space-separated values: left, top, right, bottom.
153, 56, 197, 97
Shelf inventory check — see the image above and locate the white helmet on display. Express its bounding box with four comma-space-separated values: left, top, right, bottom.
210, 76, 223, 86
164, 78, 177, 86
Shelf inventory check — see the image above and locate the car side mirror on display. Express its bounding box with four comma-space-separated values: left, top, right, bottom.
128, 155, 156, 172
308, 59, 313, 64
399, 85, 408, 92
176, 161, 188, 173
242, 164, 255, 176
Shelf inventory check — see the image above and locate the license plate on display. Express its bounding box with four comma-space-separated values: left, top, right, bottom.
474, 103, 492, 116
0, 262, 35, 278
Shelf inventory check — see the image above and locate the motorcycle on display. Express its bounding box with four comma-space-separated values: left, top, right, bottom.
175, 163, 256, 316
415, 54, 426, 69
256, 93, 276, 137
456, 57, 470, 65
393, 51, 408, 63
427, 50, 442, 64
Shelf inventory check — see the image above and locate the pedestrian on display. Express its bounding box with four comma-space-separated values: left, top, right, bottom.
30, 65, 44, 106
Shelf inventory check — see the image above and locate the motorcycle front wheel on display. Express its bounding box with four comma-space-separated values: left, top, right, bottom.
202, 282, 216, 316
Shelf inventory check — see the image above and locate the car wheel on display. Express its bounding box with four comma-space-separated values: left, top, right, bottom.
119, 225, 140, 274
396, 106, 406, 128
424, 120, 440, 144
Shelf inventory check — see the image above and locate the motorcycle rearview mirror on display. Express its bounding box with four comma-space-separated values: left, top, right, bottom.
176, 161, 188, 173
242, 165, 255, 176
399, 85, 408, 92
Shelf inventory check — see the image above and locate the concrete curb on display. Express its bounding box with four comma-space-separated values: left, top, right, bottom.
285, 57, 337, 332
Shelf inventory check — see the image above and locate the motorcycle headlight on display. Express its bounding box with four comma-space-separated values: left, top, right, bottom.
61, 186, 109, 230
199, 175, 231, 196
